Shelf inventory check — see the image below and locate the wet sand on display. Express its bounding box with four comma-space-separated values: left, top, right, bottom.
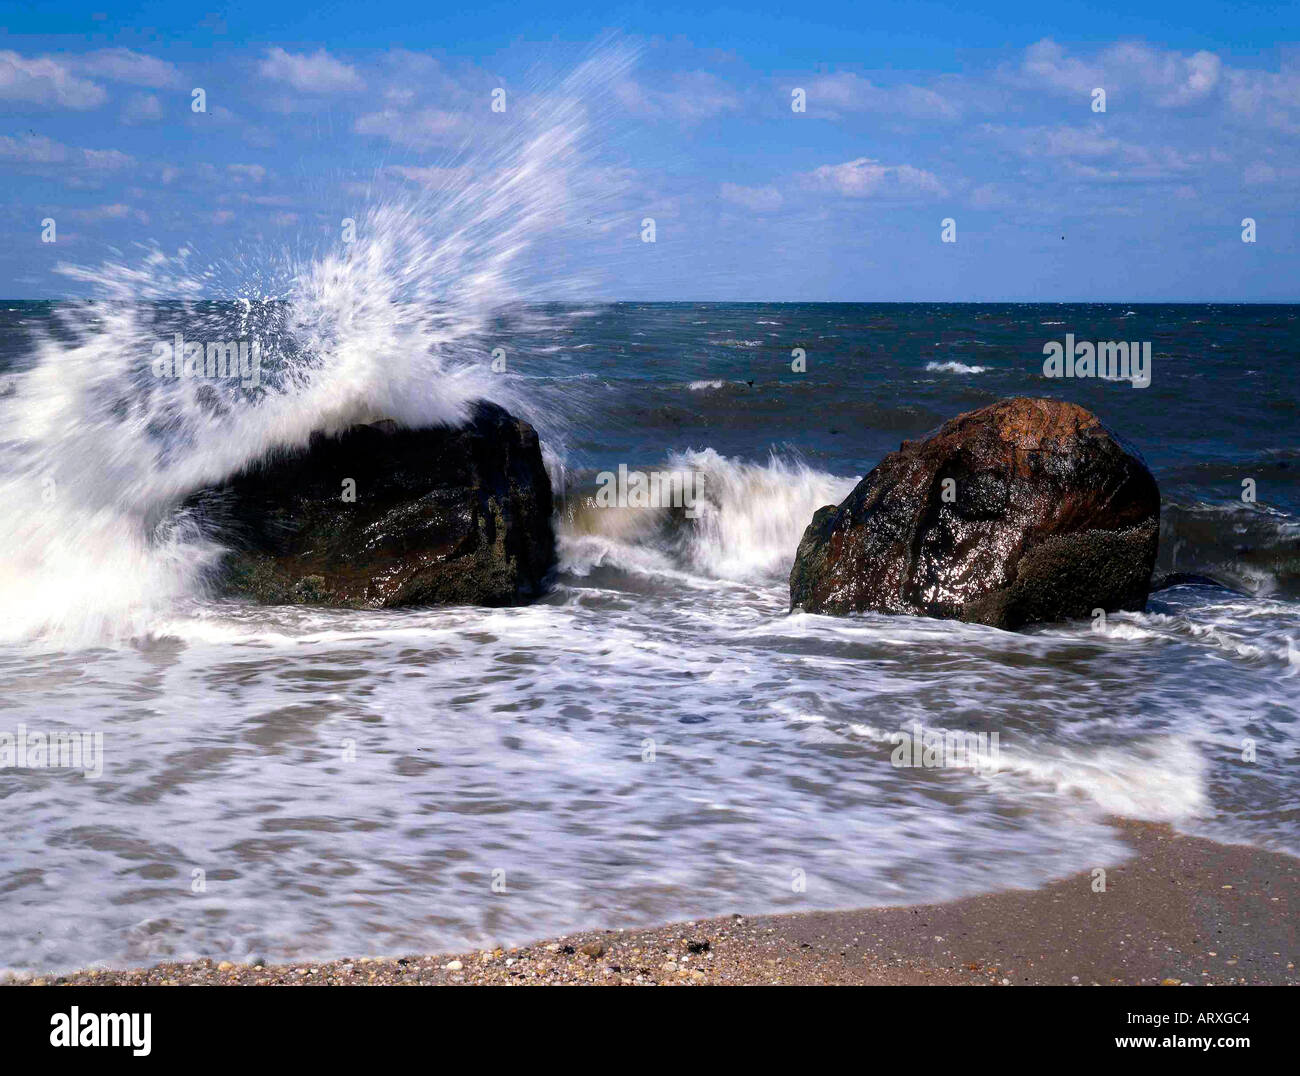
9, 820, 1297, 986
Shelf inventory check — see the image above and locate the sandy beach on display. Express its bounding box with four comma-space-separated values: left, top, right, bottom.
11, 819, 1296, 987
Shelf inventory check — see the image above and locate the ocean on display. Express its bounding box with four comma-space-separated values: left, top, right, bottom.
1, 298, 1297, 974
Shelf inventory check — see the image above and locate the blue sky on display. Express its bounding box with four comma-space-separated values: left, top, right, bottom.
2, 1, 1297, 300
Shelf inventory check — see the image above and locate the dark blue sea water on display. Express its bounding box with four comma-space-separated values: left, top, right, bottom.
502, 303, 1300, 589
0, 299, 1296, 974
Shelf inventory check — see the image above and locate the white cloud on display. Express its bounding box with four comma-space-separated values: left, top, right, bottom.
80, 147, 134, 171
65, 203, 148, 224
968, 183, 1015, 210
0, 134, 67, 163
121, 93, 163, 124
1244, 162, 1276, 185
1106, 43, 1221, 107
804, 71, 962, 120
376, 49, 467, 100
354, 108, 466, 148
719, 182, 783, 212
804, 157, 947, 198
1241, 161, 1300, 186
986, 123, 1201, 181
1032, 124, 1125, 159
227, 163, 268, 183
614, 71, 741, 122
0, 51, 106, 108
0, 135, 134, 187
259, 47, 364, 94
1225, 67, 1300, 134
1018, 38, 1222, 109
1019, 38, 1102, 96
79, 48, 181, 88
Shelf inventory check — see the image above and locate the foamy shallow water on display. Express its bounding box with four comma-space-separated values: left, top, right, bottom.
1, 571, 1296, 974
3, 292, 1299, 973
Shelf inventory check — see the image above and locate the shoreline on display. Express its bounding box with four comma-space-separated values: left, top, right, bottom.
9, 820, 1297, 986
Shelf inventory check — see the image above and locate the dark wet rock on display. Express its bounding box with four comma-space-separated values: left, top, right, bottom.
789, 397, 1160, 630
187, 401, 556, 608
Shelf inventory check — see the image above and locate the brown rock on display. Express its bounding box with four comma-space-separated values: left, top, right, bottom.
789, 397, 1160, 630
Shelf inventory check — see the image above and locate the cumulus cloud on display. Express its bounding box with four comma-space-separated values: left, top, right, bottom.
1017, 38, 1222, 109
121, 93, 163, 124
615, 71, 741, 122
78, 147, 135, 171
0, 51, 106, 108
79, 48, 181, 88
1225, 66, 1300, 134
803, 71, 962, 120
0, 134, 132, 171
1019, 38, 1104, 96
64, 203, 148, 224
354, 108, 466, 148
804, 157, 947, 198
968, 183, 1015, 210
259, 47, 364, 93
984, 123, 1205, 181
0, 134, 68, 163
226, 163, 268, 183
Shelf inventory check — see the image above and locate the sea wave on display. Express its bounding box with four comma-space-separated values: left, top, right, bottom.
1157, 501, 1300, 599
925, 360, 988, 374
558, 450, 857, 583
0, 52, 631, 648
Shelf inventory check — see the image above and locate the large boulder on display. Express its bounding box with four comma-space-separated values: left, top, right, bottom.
789, 397, 1160, 630
188, 401, 556, 608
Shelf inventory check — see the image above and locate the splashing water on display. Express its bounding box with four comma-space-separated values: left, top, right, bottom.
559, 449, 859, 583
0, 49, 634, 647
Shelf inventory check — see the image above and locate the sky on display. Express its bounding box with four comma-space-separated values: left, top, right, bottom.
1, 1, 1298, 300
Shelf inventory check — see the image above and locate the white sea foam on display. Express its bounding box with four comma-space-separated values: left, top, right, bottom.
991, 739, 1208, 821
558, 449, 857, 583
670, 449, 856, 580
926, 360, 988, 374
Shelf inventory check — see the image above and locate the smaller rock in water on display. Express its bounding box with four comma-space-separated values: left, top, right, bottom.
789, 397, 1160, 630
